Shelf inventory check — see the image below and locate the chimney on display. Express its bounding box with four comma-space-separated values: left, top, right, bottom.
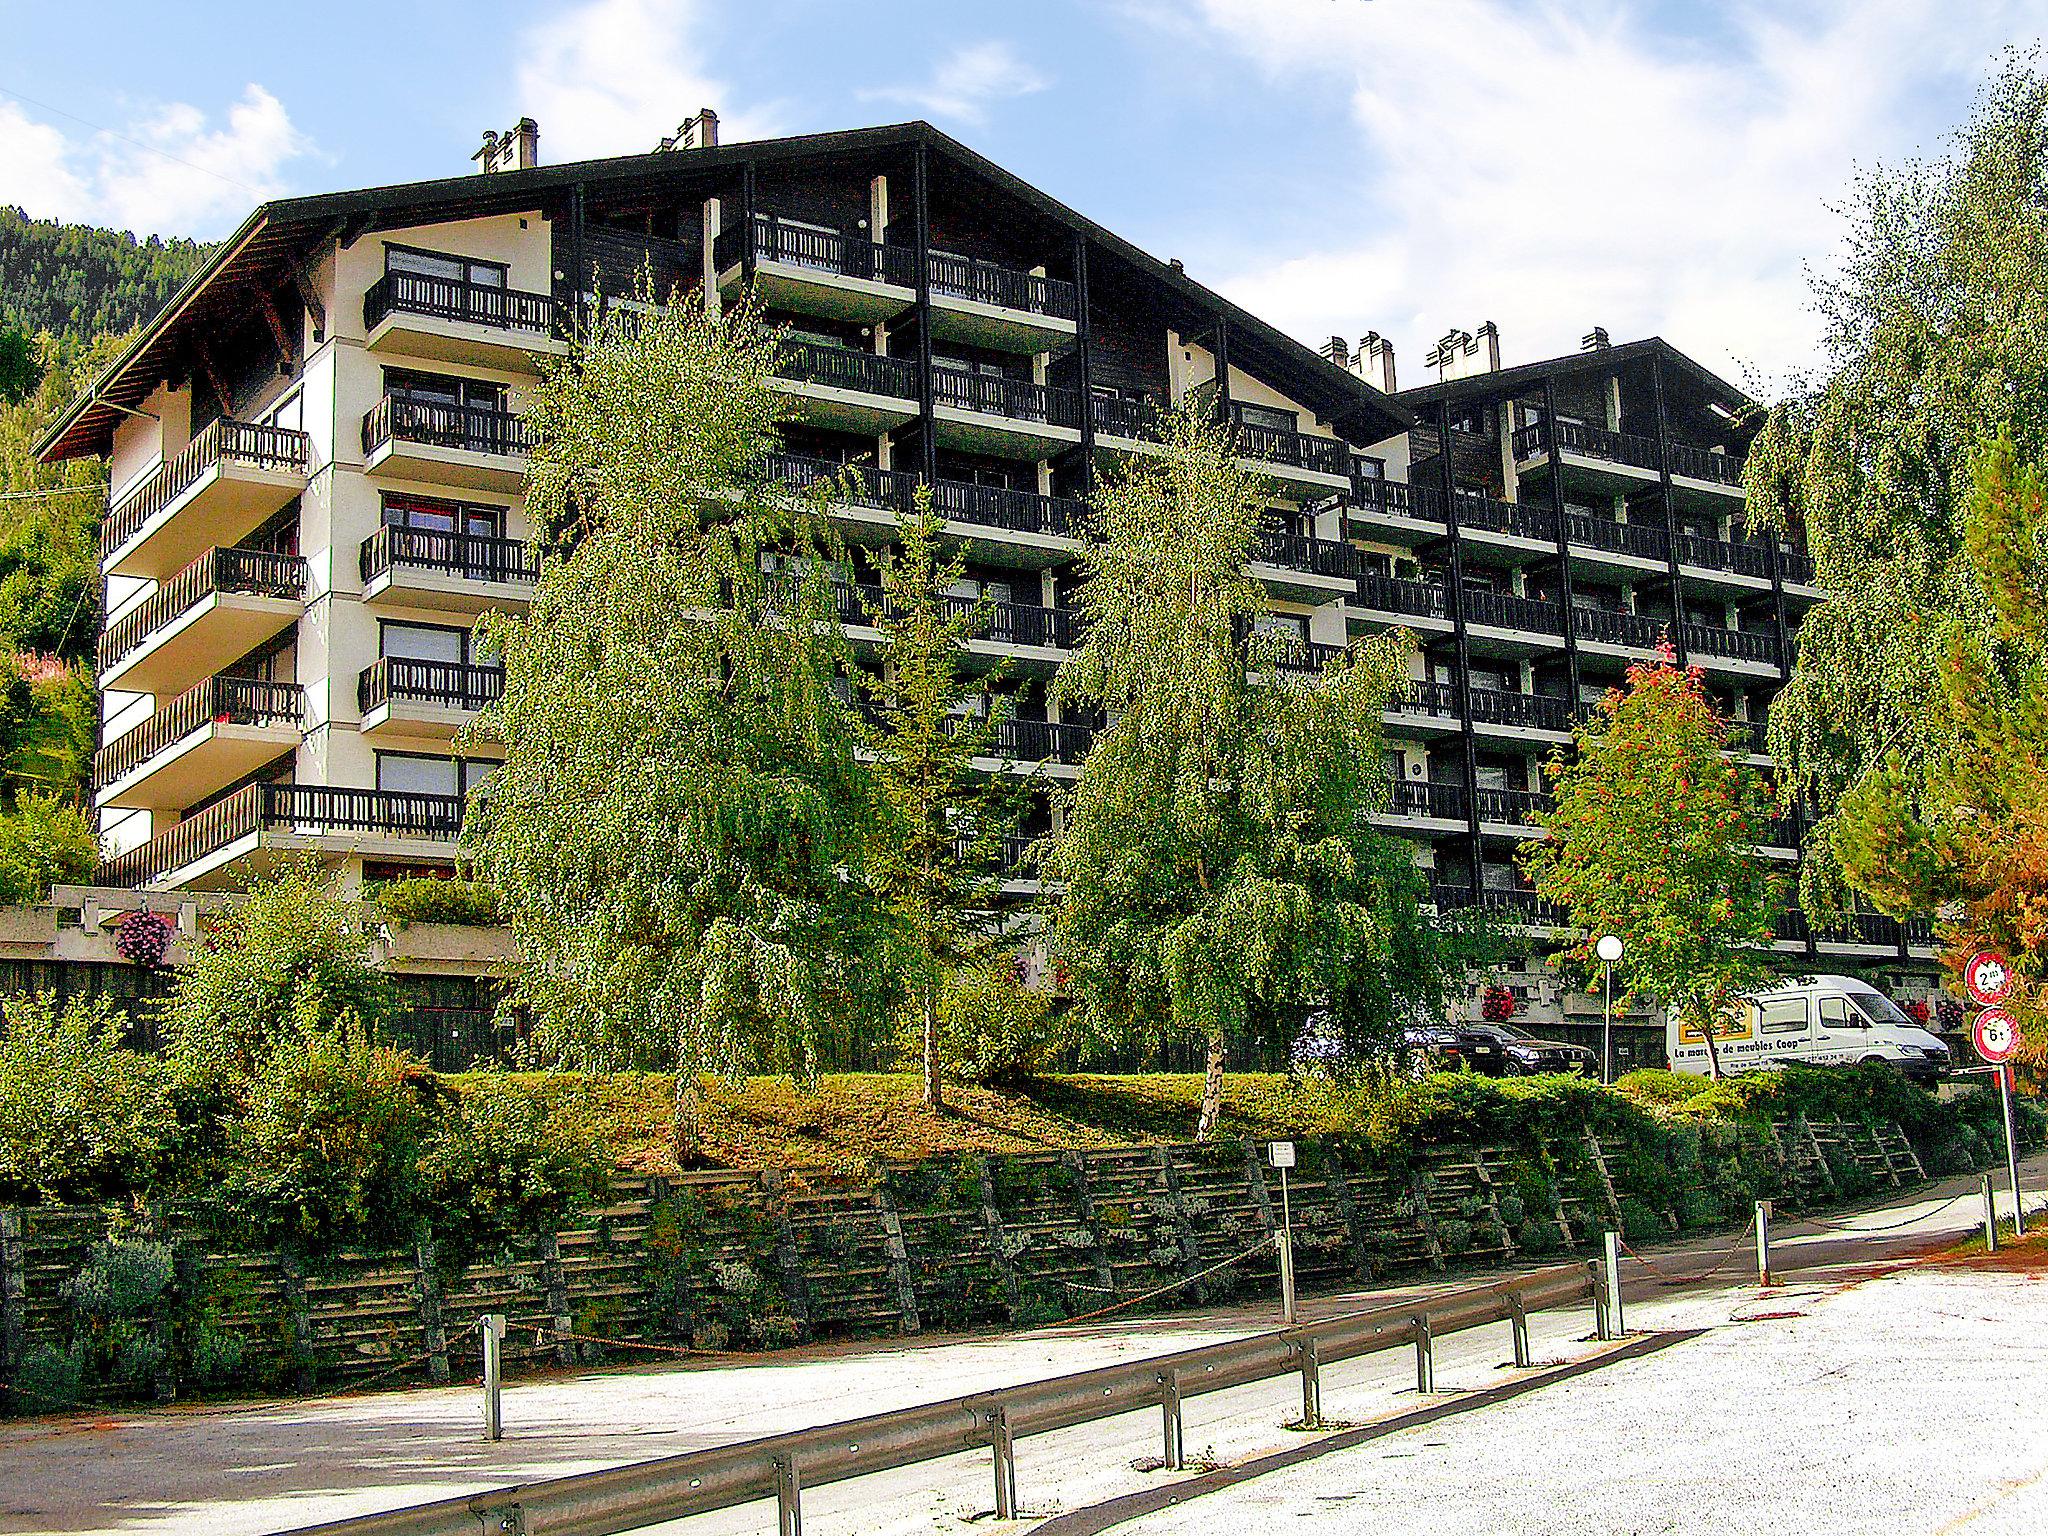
1322, 335, 1353, 369
1582, 326, 1611, 352
473, 118, 540, 173
1359, 332, 1397, 393
1475, 320, 1501, 373
659, 108, 720, 152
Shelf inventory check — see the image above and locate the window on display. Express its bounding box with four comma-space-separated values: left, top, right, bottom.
381, 620, 470, 666
376, 752, 493, 797
1354, 455, 1386, 482
382, 493, 503, 539
1758, 997, 1809, 1035
1254, 613, 1309, 643
385, 367, 506, 414
266, 391, 303, 434
1236, 402, 1298, 434
1818, 996, 1859, 1031
387, 245, 507, 289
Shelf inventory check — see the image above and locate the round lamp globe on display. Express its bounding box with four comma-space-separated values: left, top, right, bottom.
1595, 934, 1625, 964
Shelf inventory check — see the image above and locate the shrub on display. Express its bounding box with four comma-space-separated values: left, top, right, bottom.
371, 877, 502, 928
0, 993, 174, 1203
163, 858, 391, 1083
0, 792, 97, 903
421, 1074, 614, 1249
921, 963, 1072, 1085
1615, 1068, 1712, 1107
221, 1028, 438, 1252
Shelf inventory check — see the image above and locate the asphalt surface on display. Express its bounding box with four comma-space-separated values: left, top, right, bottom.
2, 1154, 2043, 1536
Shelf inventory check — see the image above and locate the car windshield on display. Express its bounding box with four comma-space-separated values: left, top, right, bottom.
1478, 1024, 1534, 1041
1849, 991, 1916, 1028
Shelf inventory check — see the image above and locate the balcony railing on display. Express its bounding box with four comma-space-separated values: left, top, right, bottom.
1356, 574, 1450, 620
928, 248, 1078, 321
361, 526, 538, 588
1272, 638, 1350, 673
713, 213, 920, 288
102, 419, 310, 560
1468, 689, 1574, 733
1674, 532, 1773, 579
1390, 679, 1460, 718
95, 675, 302, 787
834, 582, 1080, 650
1462, 589, 1563, 634
99, 546, 307, 673
1432, 885, 1568, 924
1565, 512, 1669, 562
363, 396, 530, 459
1350, 477, 1443, 524
1476, 786, 1553, 825
1253, 532, 1360, 579
1779, 547, 1817, 585
932, 365, 1082, 429
994, 717, 1094, 764
1091, 394, 1163, 441
1570, 607, 1666, 649
364, 271, 554, 337
359, 657, 506, 715
1666, 442, 1745, 487
99, 783, 464, 889
1454, 493, 1559, 544
765, 452, 1082, 538
1387, 779, 1467, 820
1232, 420, 1349, 476
1514, 419, 1664, 475
773, 339, 920, 400
1683, 624, 1780, 666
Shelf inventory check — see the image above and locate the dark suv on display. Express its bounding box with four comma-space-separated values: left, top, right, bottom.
1457, 1023, 1597, 1077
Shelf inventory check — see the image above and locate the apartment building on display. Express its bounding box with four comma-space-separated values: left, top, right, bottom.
36, 113, 1935, 1006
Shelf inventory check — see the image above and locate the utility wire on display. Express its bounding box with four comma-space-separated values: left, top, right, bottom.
0, 82, 263, 196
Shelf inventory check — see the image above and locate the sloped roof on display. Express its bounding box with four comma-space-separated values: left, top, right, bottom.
40, 121, 1411, 461
1392, 336, 1754, 416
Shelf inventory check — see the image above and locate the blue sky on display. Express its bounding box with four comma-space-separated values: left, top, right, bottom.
0, 0, 2037, 384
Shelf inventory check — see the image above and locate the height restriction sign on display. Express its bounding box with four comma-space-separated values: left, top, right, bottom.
1966, 952, 2013, 1007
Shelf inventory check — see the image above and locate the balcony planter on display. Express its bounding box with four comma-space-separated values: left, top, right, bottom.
374, 921, 518, 971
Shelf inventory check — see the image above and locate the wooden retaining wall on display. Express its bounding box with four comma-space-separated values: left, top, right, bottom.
0, 1117, 1929, 1410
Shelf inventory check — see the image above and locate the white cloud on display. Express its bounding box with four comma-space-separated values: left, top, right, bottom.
860, 41, 1051, 127
0, 85, 308, 237
1183, 0, 2029, 386
514, 0, 787, 161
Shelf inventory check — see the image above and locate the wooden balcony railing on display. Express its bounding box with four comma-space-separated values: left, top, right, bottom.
364, 271, 554, 336
774, 339, 920, 400
359, 657, 506, 715
102, 419, 309, 560
94, 675, 302, 787
932, 365, 1082, 429
927, 248, 1078, 321
98, 784, 464, 888
99, 546, 307, 673
363, 396, 530, 458
361, 526, 538, 587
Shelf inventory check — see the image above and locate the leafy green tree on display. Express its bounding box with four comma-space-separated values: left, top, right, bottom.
1834, 433, 2048, 1056
0, 791, 98, 903
462, 287, 886, 1154
1522, 648, 1784, 1076
1746, 54, 2048, 913
0, 208, 211, 342
858, 489, 1021, 1108
1046, 402, 1470, 1138
0, 328, 35, 406
161, 857, 391, 1084
0, 994, 173, 1204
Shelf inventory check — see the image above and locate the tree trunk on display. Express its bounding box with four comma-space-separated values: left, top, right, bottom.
672, 1070, 705, 1165
1195, 1030, 1227, 1141
1697, 1009, 1725, 1081
922, 979, 945, 1111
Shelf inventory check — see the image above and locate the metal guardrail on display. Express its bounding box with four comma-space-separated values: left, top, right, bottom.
275, 1259, 1608, 1536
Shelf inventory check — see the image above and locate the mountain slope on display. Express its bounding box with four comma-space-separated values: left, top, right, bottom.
0, 206, 212, 342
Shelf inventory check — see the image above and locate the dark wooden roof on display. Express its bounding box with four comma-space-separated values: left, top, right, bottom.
1391, 336, 1753, 416
41, 121, 1412, 462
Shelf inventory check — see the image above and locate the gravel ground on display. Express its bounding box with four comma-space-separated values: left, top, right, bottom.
1107, 1260, 2048, 1536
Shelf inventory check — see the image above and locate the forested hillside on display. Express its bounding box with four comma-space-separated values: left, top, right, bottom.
0, 207, 210, 344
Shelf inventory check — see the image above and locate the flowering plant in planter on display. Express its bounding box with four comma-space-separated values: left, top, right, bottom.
114, 909, 175, 968
1481, 983, 1518, 1023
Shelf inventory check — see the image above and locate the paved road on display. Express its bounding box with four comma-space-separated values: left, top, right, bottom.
1, 1154, 2041, 1536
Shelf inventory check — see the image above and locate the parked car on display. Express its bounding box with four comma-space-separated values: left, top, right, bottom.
1455, 1023, 1597, 1077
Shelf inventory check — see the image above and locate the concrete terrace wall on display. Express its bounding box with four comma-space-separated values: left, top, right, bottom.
0, 1119, 1934, 1412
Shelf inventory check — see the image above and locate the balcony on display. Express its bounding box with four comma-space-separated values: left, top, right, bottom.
931, 366, 1083, 457
1682, 623, 1780, 671
771, 339, 921, 435
1352, 574, 1452, 631
1271, 638, 1350, 674
1779, 547, 1819, 588
1386, 678, 1461, 730
1468, 689, 1575, 735
1453, 493, 1558, 546
1381, 779, 1467, 826
1571, 606, 1666, 654
714, 214, 920, 323
765, 453, 1082, 561
362, 397, 529, 492
99, 547, 306, 696
94, 675, 302, 811
988, 716, 1094, 767
831, 582, 1080, 662
1090, 394, 1165, 453
363, 271, 563, 371
1431, 885, 1568, 927
1513, 420, 1663, 487
1476, 786, 1553, 830
1665, 441, 1746, 495
1461, 588, 1564, 640
1251, 531, 1360, 601
360, 526, 538, 614
926, 248, 1079, 351
1564, 512, 1669, 570
99, 783, 464, 891
1232, 419, 1351, 494
102, 419, 310, 580
358, 658, 505, 741
1347, 478, 1443, 545
1674, 531, 1773, 586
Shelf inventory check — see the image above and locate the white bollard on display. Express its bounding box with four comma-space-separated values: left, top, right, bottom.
481, 1313, 506, 1442
1755, 1200, 1773, 1288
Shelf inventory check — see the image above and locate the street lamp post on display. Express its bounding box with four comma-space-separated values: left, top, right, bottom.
1595, 934, 1625, 1086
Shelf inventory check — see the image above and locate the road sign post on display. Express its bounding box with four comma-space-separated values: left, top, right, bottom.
1959, 1013, 2025, 1242
480, 1313, 506, 1441
1270, 1141, 1297, 1324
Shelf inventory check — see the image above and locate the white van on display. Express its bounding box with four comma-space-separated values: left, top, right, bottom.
1667, 974, 1952, 1082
